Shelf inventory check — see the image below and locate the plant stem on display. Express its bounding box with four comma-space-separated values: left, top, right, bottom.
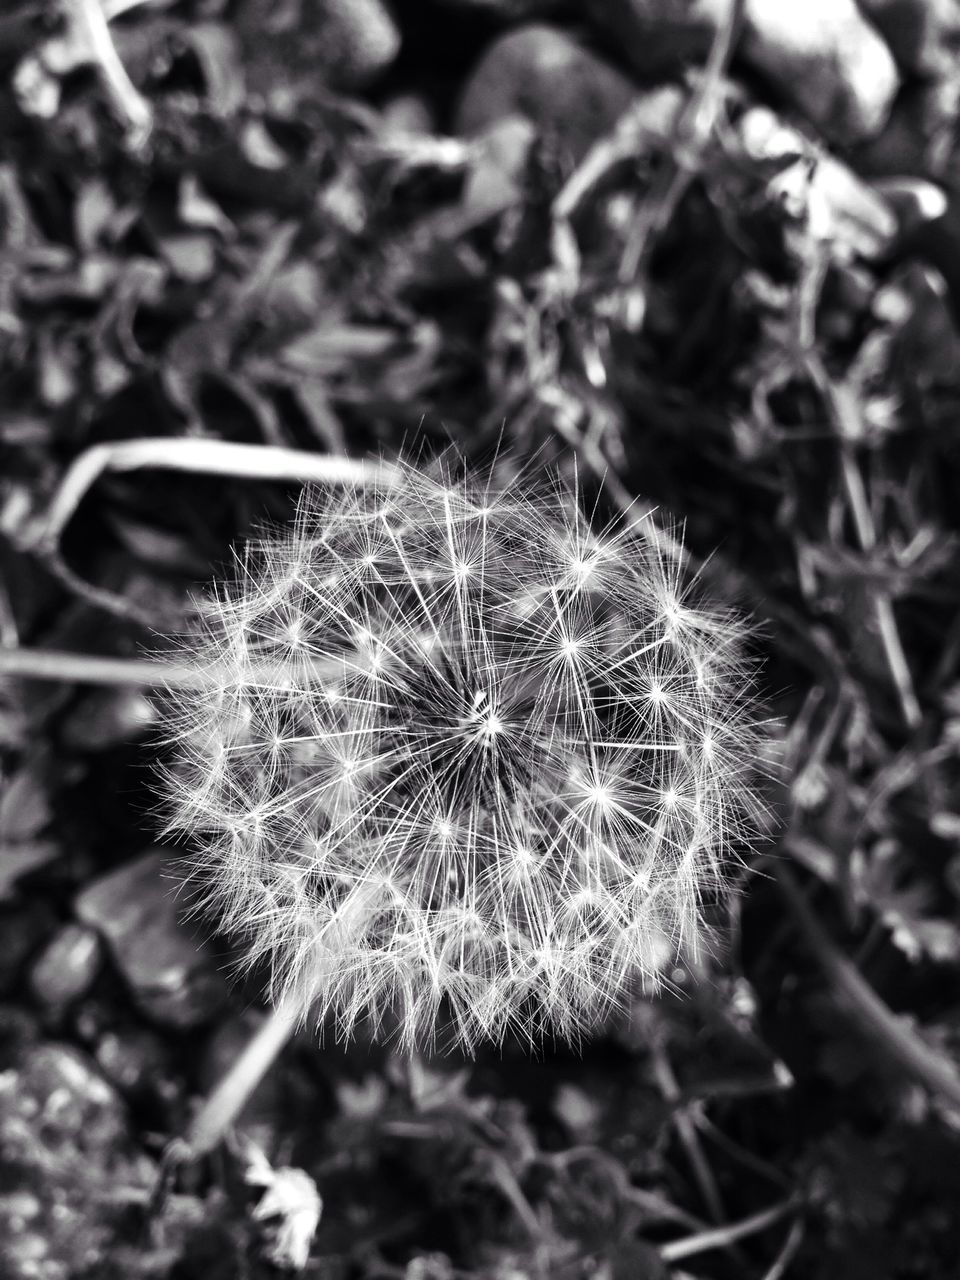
165, 995, 302, 1167
760, 1217, 805, 1280
30, 439, 395, 624
0, 646, 344, 689
659, 1196, 798, 1263
63, 0, 152, 141
0, 647, 211, 688
650, 1039, 727, 1225
777, 864, 960, 1108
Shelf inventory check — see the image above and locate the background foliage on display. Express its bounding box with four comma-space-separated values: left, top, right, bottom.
3, 1, 960, 1276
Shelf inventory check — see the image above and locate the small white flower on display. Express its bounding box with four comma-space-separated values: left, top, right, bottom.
243, 1139, 323, 1271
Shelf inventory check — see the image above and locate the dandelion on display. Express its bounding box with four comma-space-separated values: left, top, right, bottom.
160, 459, 761, 1053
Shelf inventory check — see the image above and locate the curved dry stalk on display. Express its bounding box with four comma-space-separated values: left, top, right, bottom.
777, 864, 960, 1109
34, 438, 390, 562
62, 0, 152, 140
27, 439, 397, 624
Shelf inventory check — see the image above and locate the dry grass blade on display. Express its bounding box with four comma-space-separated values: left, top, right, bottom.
659, 1196, 800, 1264
62, 0, 152, 140
28, 440, 396, 624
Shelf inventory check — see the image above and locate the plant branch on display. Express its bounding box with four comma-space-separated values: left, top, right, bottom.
26, 439, 395, 624
62, 0, 152, 140
0, 646, 346, 689
796, 247, 921, 731
0, 648, 211, 687
162, 995, 301, 1169
659, 1196, 799, 1263
619, 0, 744, 285
777, 864, 960, 1109
650, 1039, 727, 1226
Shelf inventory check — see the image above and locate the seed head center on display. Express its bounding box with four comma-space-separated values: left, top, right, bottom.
468, 689, 504, 744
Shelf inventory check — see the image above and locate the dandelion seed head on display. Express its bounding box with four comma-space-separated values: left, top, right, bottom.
160, 458, 763, 1052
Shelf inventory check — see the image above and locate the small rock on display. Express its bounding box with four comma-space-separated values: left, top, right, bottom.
455, 24, 638, 161
381, 94, 436, 137
0, 840, 61, 902
860, 0, 960, 76
460, 115, 537, 223
316, 0, 401, 84
591, 0, 899, 143
29, 923, 101, 1008
60, 686, 156, 751
75, 850, 229, 1030
744, 0, 900, 143
0, 755, 52, 843
0, 1043, 154, 1280
238, 0, 400, 94
95, 1027, 181, 1113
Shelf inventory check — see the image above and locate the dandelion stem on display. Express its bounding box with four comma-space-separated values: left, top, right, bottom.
166, 995, 301, 1167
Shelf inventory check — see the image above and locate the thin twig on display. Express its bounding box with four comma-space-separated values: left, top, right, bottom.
62, 0, 152, 140
777, 865, 960, 1109
839, 444, 921, 730
552, 86, 685, 224
796, 243, 921, 731
28, 439, 394, 624
815, 368, 921, 730
760, 1216, 805, 1280
619, 0, 744, 284
650, 1039, 727, 1226
659, 1197, 799, 1263
35, 438, 388, 561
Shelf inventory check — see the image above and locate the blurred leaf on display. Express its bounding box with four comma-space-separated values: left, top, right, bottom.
60, 687, 155, 751
0, 839, 60, 900
184, 22, 245, 118
0, 753, 52, 842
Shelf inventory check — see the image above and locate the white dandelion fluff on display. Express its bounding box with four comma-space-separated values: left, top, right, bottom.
160, 459, 761, 1052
